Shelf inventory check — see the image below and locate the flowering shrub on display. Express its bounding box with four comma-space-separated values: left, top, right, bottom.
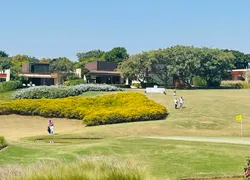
0, 92, 167, 126
12, 84, 122, 99
220, 81, 250, 89
244, 157, 250, 179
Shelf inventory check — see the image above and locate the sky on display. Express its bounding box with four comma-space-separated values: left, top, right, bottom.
0, 0, 249, 61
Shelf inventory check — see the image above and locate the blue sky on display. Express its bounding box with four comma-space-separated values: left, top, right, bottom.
0, 0, 249, 61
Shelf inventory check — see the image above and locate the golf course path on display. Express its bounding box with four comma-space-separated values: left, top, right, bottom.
144, 136, 250, 145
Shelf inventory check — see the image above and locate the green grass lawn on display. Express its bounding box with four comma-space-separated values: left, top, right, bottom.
0, 90, 16, 102
1, 89, 250, 179
0, 137, 247, 180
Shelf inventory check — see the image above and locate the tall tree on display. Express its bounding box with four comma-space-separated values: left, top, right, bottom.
11, 54, 39, 79
50, 57, 73, 73
149, 49, 173, 88
223, 49, 250, 69
104, 47, 129, 63
158, 46, 200, 88
117, 51, 155, 86
76, 49, 105, 63
0, 50, 8, 57
0, 57, 11, 71
198, 48, 235, 86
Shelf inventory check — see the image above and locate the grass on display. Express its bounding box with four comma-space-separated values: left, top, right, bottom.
1, 89, 250, 179
0, 137, 248, 179
0, 91, 16, 102
1, 157, 151, 180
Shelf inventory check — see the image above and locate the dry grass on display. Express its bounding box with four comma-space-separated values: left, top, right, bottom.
0, 115, 82, 141
0, 156, 151, 180
2, 89, 250, 141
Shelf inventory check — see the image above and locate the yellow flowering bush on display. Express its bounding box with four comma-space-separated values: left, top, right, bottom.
0, 92, 167, 126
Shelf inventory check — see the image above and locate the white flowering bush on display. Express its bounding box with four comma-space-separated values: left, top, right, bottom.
12, 84, 122, 99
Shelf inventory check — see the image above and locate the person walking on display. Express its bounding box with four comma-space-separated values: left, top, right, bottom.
48, 120, 54, 143
173, 89, 176, 96
174, 98, 178, 109
180, 97, 184, 108
48, 120, 54, 135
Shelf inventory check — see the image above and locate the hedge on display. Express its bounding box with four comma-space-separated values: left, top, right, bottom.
64, 79, 86, 86
0, 92, 167, 126
12, 84, 122, 99
0, 136, 7, 150
220, 80, 250, 89
0, 81, 22, 92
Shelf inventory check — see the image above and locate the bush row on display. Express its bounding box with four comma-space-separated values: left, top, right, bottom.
0, 136, 7, 150
0, 92, 167, 126
0, 81, 22, 92
63, 79, 86, 86
12, 84, 122, 99
220, 81, 250, 89
113, 84, 131, 88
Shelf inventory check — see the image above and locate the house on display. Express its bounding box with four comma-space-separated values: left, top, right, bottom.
19, 63, 59, 86
85, 61, 124, 84
0, 69, 10, 82
230, 69, 250, 81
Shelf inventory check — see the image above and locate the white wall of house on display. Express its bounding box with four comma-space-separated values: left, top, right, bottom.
5, 69, 10, 81
75, 68, 82, 78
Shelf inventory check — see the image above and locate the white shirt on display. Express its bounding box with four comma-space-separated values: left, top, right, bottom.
180, 98, 183, 104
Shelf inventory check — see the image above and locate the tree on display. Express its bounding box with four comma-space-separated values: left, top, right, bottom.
40, 58, 51, 63
223, 49, 250, 69
50, 57, 73, 73
10, 54, 39, 80
50, 57, 74, 82
104, 47, 129, 63
117, 51, 155, 86
76, 49, 105, 63
0, 57, 11, 71
156, 46, 201, 88
149, 49, 174, 88
0, 50, 8, 57
197, 48, 235, 86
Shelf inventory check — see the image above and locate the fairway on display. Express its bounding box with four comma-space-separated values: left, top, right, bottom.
1, 89, 250, 179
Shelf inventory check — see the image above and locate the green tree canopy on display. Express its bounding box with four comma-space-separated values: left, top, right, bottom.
0, 50, 8, 57
223, 49, 250, 69
40, 58, 51, 63
76, 50, 105, 64
104, 47, 129, 63
50, 57, 73, 73
117, 51, 155, 85
10, 54, 39, 80
0, 57, 11, 71
197, 48, 234, 86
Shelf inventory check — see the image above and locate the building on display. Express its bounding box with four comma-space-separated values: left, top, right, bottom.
0, 69, 10, 82
19, 63, 59, 86
230, 69, 250, 81
85, 61, 124, 84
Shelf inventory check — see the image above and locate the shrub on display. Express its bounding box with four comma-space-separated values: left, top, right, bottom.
244, 157, 250, 179
12, 84, 122, 99
0, 136, 7, 150
0, 92, 167, 126
113, 84, 131, 88
132, 83, 141, 88
192, 76, 207, 88
220, 81, 250, 89
1, 157, 152, 180
64, 79, 86, 86
0, 81, 22, 92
